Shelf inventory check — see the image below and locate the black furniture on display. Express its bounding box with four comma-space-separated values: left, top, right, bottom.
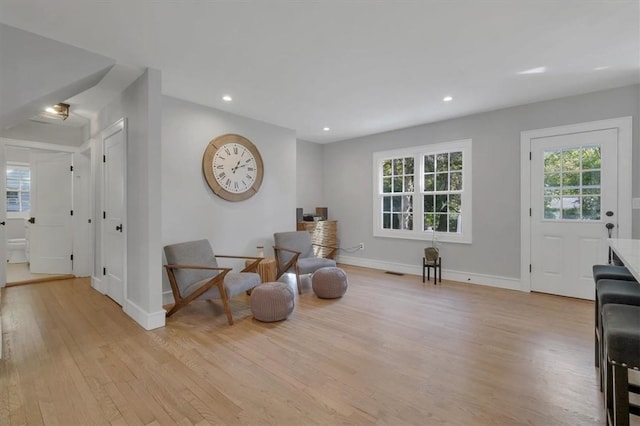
602, 304, 640, 425
422, 247, 441, 284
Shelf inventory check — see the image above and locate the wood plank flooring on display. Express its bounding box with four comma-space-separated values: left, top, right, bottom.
0, 264, 632, 425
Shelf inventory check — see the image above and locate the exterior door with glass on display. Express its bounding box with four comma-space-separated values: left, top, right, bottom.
530, 129, 618, 300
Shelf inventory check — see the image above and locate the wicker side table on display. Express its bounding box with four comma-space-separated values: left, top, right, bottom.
245, 257, 277, 283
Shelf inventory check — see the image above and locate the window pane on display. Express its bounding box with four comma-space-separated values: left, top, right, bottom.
544, 197, 560, 219
563, 187, 580, 196
435, 172, 448, 191
450, 172, 462, 191
449, 214, 460, 233
402, 195, 413, 214
544, 188, 561, 197
424, 155, 434, 173
383, 196, 391, 212
383, 213, 391, 229
6, 178, 19, 191
562, 197, 580, 219
434, 213, 448, 231
424, 195, 434, 213
582, 146, 601, 169
392, 196, 402, 211
562, 149, 580, 171
435, 194, 448, 213
382, 177, 392, 193
392, 213, 401, 229
382, 160, 392, 176
582, 170, 600, 186
424, 174, 434, 192
450, 151, 462, 170
393, 177, 403, 192
583, 187, 599, 195
404, 157, 414, 174
544, 150, 561, 172
544, 173, 560, 187
449, 194, 461, 213
394, 159, 403, 175
424, 213, 435, 230
582, 196, 600, 220
401, 213, 413, 230
404, 176, 414, 192
563, 172, 579, 186
436, 153, 449, 172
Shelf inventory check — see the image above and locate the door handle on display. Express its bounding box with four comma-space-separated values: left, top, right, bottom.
28, 217, 35, 224
115, 224, 123, 232
0, 221, 5, 226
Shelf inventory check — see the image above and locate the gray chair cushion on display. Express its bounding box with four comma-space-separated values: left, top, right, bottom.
274, 231, 315, 264
602, 304, 640, 368
593, 264, 636, 284
596, 279, 640, 307
298, 257, 336, 275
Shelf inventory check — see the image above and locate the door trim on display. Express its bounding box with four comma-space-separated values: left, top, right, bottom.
520, 117, 632, 292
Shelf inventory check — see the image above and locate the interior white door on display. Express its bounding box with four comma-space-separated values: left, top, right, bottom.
28, 152, 73, 274
102, 120, 126, 306
530, 129, 618, 299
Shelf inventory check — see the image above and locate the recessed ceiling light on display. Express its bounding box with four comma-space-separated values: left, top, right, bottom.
517, 66, 547, 75
443, 96, 453, 102
323, 127, 330, 131
594, 66, 610, 71
222, 95, 232, 102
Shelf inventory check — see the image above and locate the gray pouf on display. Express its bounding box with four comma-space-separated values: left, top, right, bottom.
311, 267, 348, 299
250, 282, 294, 322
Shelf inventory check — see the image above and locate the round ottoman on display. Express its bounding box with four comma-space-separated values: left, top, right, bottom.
250, 282, 294, 322
311, 267, 348, 299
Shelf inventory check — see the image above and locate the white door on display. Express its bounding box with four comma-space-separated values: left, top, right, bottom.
530, 129, 618, 299
28, 152, 73, 274
102, 120, 126, 306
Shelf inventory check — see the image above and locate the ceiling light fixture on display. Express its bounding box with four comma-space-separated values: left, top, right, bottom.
594, 66, 610, 71
323, 127, 330, 131
44, 103, 70, 120
443, 96, 453, 102
517, 66, 547, 75
222, 95, 232, 102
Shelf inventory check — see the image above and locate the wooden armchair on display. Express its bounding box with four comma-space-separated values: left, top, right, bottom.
163, 239, 262, 325
273, 231, 337, 294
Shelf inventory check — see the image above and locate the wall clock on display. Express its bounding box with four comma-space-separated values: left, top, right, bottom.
202, 134, 264, 202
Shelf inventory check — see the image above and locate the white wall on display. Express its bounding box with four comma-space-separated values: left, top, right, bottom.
93, 69, 164, 329
161, 96, 296, 303
296, 139, 325, 214
321, 84, 639, 285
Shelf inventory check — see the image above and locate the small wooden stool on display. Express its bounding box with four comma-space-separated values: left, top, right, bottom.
245, 257, 277, 283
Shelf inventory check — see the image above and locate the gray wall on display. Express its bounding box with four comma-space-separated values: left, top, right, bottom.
296, 138, 325, 215
94, 68, 164, 326
322, 84, 639, 280
161, 96, 297, 302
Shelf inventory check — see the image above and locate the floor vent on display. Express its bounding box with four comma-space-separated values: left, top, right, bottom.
385, 271, 404, 276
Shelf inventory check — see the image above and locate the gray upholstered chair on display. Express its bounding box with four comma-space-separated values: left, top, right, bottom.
273, 231, 337, 294
163, 239, 262, 325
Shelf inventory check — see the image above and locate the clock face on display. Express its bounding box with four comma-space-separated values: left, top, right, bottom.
203, 134, 264, 201
212, 143, 258, 193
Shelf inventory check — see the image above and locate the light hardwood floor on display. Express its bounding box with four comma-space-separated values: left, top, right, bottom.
0, 264, 631, 425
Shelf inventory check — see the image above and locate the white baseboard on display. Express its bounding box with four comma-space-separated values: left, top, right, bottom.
91, 275, 106, 294
337, 255, 523, 292
123, 298, 166, 330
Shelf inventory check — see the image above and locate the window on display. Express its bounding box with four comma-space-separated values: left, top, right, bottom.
543, 145, 601, 220
373, 139, 472, 243
6, 163, 31, 214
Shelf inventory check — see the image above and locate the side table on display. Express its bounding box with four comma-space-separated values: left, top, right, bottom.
246, 257, 277, 283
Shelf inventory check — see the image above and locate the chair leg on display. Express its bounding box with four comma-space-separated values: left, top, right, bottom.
217, 283, 234, 325
422, 260, 425, 283
438, 259, 442, 283
595, 298, 600, 367
613, 364, 630, 426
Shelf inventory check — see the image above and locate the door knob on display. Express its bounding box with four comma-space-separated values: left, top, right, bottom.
115, 224, 123, 232
0, 221, 5, 226
28, 217, 35, 224
606, 211, 614, 217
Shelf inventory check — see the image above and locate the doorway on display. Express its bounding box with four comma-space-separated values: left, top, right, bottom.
520, 117, 632, 300
2, 143, 82, 285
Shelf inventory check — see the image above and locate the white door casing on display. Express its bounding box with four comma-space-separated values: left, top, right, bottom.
29, 151, 73, 274
521, 117, 632, 299
102, 119, 126, 306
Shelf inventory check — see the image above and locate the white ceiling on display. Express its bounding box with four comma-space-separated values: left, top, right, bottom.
1, 1, 638, 143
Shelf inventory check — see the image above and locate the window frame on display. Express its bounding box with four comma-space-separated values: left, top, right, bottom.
6, 162, 31, 218
372, 139, 472, 244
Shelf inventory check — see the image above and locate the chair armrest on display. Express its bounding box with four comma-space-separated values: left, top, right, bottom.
312, 243, 338, 260
214, 255, 264, 273
164, 264, 232, 273
273, 245, 301, 278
